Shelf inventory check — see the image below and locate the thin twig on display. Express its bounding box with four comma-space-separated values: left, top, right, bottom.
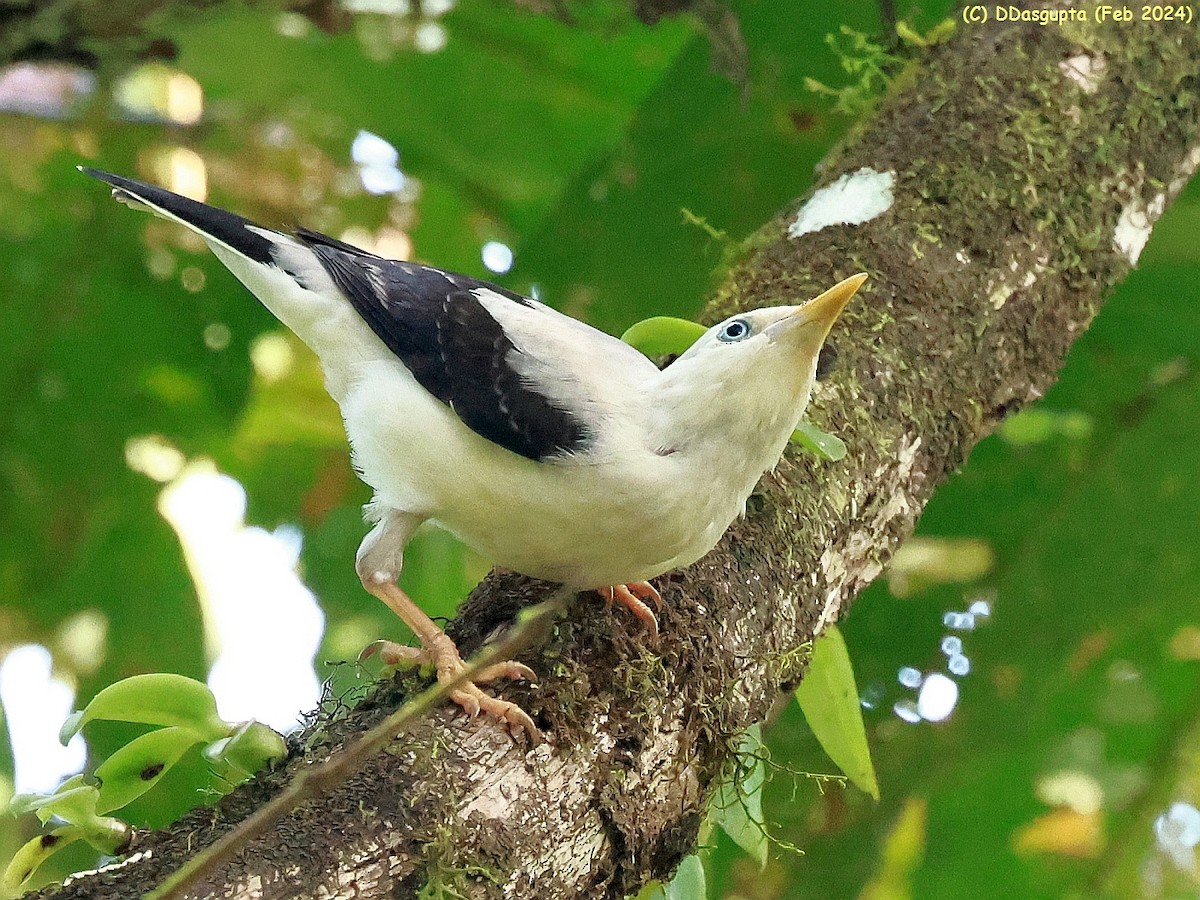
144, 586, 574, 900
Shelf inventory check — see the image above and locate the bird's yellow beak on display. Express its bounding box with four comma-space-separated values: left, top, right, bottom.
788, 273, 868, 339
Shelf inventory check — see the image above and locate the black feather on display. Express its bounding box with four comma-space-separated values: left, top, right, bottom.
293, 226, 383, 258
80, 168, 276, 266
300, 239, 589, 461
80, 167, 588, 461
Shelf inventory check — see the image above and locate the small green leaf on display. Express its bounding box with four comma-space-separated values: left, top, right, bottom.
94, 725, 203, 813
894, 20, 928, 46
80, 815, 131, 855
896, 17, 957, 46
204, 721, 287, 777
620, 316, 708, 358
664, 854, 706, 900
10, 775, 96, 825
712, 724, 768, 868
789, 420, 848, 461
2, 810, 130, 891
59, 711, 85, 744
61, 673, 228, 744
998, 407, 1093, 447
635, 854, 707, 900
3, 825, 85, 893
795, 625, 880, 800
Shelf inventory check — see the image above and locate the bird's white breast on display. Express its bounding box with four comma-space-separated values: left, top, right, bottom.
338, 358, 758, 587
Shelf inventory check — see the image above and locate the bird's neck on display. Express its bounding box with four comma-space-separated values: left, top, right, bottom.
647, 359, 815, 476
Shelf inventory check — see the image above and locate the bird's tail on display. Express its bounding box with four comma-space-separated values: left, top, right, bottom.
79, 166, 382, 401
79, 167, 282, 267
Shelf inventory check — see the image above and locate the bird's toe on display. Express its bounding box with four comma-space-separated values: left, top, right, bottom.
361, 626, 540, 742
627, 580, 663, 609
450, 686, 483, 718
477, 694, 540, 743
476, 660, 538, 684
597, 584, 660, 639
359, 639, 427, 668
449, 683, 541, 743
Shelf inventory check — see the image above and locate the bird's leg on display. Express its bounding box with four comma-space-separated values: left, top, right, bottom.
597, 581, 662, 639
356, 510, 539, 740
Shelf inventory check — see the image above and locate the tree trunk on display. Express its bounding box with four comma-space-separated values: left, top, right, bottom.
35, 8, 1200, 900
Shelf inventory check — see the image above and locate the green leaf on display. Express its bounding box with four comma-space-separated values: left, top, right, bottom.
664, 854, 706, 900
789, 420, 848, 461
712, 725, 768, 868
203, 721, 287, 778
998, 407, 1093, 447
60, 673, 229, 745
3, 797, 130, 891
94, 725, 203, 813
636, 854, 707, 900
620, 316, 708, 358
795, 625, 879, 800
9, 776, 97, 826
2, 825, 85, 893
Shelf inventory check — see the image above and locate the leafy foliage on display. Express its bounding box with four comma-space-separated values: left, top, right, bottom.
4, 676, 283, 890
712, 725, 769, 868
639, 854, 706, 900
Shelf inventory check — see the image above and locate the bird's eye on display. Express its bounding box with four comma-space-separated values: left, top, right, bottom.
717, 319, 752, 343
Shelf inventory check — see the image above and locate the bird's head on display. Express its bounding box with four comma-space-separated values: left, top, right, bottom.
673, 273, 865, 392
652, 274, 866, 461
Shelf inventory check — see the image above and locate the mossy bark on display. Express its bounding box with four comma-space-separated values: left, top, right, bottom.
33, 10, 1200, 900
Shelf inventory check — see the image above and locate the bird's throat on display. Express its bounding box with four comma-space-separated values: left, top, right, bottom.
649, 364, 813, 479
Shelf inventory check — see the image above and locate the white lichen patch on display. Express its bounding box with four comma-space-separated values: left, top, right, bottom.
513, 827, 607, 890
1170, 142, 1200, 195
459, 756, 540, 820
986, 280, 1017, 310
1114, 192, 1165, 265
984, 255, 1047, 309
1059, 53, 1106, 94
1113, 144, 1200, 267
788, 168, 896, 239
63, 851, 152, 885
816, 435, 923, 631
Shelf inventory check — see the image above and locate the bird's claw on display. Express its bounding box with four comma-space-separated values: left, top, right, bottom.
362, 638, 540, 742
598, 581, 662, 639
476, 660, 539, 684
359, 639, 425, 668
628, 580, 663, 610
449, 683, 539, 742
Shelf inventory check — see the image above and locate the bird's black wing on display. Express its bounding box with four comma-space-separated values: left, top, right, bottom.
300, 236, 590, 461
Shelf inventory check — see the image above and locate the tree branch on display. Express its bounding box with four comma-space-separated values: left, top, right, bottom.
35, 9, 1200, 900
146, 589, 573, 900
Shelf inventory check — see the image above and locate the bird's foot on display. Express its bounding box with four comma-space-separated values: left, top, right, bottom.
361, 636, 540, 741
597, 581, 662, 639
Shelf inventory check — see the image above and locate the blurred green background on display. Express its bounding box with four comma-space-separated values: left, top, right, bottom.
2, 1, 1199, 896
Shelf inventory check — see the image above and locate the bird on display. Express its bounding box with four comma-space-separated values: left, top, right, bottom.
80, 166, 865, 741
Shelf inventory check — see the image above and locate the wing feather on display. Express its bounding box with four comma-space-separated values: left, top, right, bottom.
302, 238, 590, 461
